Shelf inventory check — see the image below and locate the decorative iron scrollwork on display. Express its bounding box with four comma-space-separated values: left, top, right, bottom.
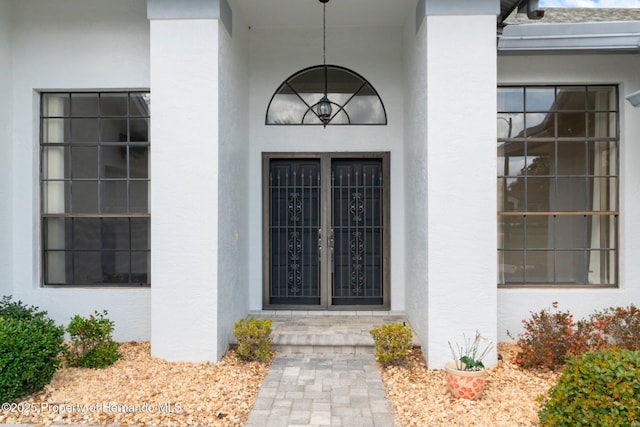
287, 231, 302, 294
350, 231, 364, 294
350, 192, 363, 222
288, 192, 302, 222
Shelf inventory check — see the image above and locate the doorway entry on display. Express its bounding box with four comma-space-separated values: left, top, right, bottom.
263, 153, 390, 309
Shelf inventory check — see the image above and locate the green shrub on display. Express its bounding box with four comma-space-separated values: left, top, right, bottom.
66, 310, 121, 368
233, 317, 272, 362
0, 296, 65, 403
370, 323, 413, 366
538, 348, 640, 427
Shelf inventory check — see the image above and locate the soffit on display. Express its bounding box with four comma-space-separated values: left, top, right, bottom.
235, 0, 414, 29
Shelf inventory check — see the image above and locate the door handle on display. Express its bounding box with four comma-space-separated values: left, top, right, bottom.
318, 228, 322, 260
328, 229, 334, 254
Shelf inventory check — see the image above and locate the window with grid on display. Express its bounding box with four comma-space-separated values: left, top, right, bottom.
497, 85, 618, 287
40, 92, 150, 286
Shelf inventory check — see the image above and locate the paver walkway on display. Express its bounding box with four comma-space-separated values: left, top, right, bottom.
243, 353, 398, 427
242, 313, 409, 427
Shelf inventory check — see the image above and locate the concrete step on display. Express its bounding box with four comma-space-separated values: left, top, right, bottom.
232, 312, 421, 356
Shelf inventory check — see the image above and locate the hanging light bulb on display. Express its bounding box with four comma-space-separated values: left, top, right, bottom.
316, 0, 331, 127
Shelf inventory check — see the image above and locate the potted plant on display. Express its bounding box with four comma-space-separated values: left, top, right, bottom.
445, 330, 492, 400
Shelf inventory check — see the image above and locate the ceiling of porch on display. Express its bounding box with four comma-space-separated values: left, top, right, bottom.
235, 0, 415, 29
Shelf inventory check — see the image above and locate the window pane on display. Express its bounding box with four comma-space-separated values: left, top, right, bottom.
43, 218, 69, 250
526, 177, 553, 211
42, 93, 70, 117
557, 141, 587, 175
42, 181, 69, 214
267, 95, 309, 124
41, 119, 70, 143
100, 118, 128, 142
557, 112, 586, 137
499, 216, 524, 249
102, 181, 127, 213
130, 146, 149, 179
71, 146, 99, 179
101, 218, 131, 250
525, 112, 553, 138
130, 93, 150, 117
500, 177, 526, 212
500, 142, 525, 177
556, 251, 587, 284
71, 181, 98, 213
131, 252, 149, 284
130, 181, 149, 214
525, 87, 555, 111
130, 118, 149, 142
73, 218, 101, 250
499, 250, 524, 284
587, 86, 616, 111
557, 178, 587, 211
71, 118, 100, 142
525, 216, 551, 249
525, 250, 553, 283
588, 141, 617, 176
498, 87, 524, 112
587, 250, 616, 285
45, 251, 70, 284
588, 112, 617, 138
555, 216, 586, 249
587, 215, 616, 250
556, 86, 587, 111
100, 93, 128, 116
102, 252, 131, 283
73, 251, 103, 284
42, 147, 70, 179
497, 113, 524, 139
131, 218, 150, 250
589, 177, 617, 211
71, 93, 99, 117
527, 141, 553, 176
100, 146, 127, 178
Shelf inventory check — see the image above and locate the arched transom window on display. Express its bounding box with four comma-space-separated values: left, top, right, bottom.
266, 65, 387, 126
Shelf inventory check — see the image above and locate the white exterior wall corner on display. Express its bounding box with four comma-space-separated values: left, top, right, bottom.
402, 12, 430, 363
216, 1, 250, 358
425, 14, 498, 369
8, 0, 150, 342
150, 18, 221, 362
498, 54, 640, 342
0, 0, 13, 297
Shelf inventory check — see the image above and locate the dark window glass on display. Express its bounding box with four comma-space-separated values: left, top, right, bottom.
266, 65, 387, 126
40, 91, 150, 287
498, 85, 618, 287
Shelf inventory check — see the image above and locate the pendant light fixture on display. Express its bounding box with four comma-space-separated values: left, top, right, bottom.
316, 0, 332, 127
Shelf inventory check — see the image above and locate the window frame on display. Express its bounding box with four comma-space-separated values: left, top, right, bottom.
39, 91, 151, 287
497, 84, 620, 288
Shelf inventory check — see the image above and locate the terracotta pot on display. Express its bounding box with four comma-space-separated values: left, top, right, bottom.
444, 361, 486, 400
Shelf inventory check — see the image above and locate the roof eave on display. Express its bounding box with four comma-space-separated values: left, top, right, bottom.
498, 21, 640, 54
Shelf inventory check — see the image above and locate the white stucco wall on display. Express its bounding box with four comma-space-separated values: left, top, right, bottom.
217, 3, 251, 356
6, 0, 150, 341
0, 0, 13, 298
422, 14, 499, 369
498, 53, 640, 340
402, 11, 430, 359
150, 18, 221, 362
247, 25, 406, 311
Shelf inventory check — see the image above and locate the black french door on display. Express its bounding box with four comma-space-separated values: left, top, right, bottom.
264, 154, 389, 309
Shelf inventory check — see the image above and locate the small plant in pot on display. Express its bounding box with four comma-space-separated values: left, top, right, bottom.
445, 330, 492, 400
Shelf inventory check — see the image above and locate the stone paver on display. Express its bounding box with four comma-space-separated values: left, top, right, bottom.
244, 353, 399, 427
